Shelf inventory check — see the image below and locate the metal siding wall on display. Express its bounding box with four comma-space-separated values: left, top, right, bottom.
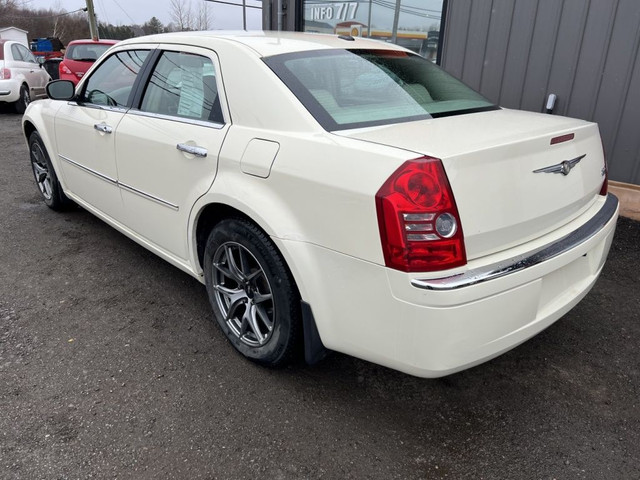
442, 0, 640, 185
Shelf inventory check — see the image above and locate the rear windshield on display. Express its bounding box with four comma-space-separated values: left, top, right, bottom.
66, 43, 112, 61
263, 49, 498, 131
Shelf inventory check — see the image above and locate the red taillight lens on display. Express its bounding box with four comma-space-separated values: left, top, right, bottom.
376, 156, 467, 272
59, 62, 72, 75
0, 68, 11, 79
600, 169, 608, 196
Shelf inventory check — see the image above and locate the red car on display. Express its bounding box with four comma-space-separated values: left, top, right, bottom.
59, 39, 118, 85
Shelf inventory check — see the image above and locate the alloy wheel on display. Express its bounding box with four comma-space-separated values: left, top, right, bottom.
30, 141, 52, 200
212, 241, 275, 347
22, 87, 30, 107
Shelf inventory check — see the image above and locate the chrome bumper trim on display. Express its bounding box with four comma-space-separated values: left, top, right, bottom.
411, 194, 619, 291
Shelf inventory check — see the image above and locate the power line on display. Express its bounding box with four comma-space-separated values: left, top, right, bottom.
98, 0, 110, 24
2, 7, 87, 19
110, 0, 137, 24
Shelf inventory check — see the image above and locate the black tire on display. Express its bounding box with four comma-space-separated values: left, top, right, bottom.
14, 84, 30, 114
204, 218, 302, 367
28, 131, 74, 211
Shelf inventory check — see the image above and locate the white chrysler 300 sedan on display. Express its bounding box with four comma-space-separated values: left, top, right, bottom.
22, 32, 618, 378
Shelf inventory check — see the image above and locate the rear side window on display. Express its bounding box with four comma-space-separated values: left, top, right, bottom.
80, 50, 149, 108
264, 49, 497, 131
140, 51, 223, 124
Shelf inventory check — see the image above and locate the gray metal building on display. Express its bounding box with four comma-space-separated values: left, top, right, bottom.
442, 0, 640, 187
263, 0, 640, 188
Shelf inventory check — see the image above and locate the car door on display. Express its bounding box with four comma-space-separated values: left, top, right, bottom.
55, 49, 150, 220
14, 44, 47, 96
9, 43, 32, 87
115, 47, 229, 261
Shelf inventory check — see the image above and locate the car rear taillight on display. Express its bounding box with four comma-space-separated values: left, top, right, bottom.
0, 68, 11, 80
600, 169, 608, 196
59, 62, 72, 75
376, 156, 467, 272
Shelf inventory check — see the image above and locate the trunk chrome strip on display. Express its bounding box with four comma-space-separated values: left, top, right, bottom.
411, 194, 619, 291
59, 154, 179, 211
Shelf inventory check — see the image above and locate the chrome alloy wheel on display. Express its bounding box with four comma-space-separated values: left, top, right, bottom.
212, 242, 275, 347
30, 141, 52, 200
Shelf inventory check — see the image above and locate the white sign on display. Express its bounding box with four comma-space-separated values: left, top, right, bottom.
308, 2, 359, 22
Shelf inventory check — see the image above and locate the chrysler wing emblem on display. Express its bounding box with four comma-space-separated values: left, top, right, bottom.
533, 154, 586, 176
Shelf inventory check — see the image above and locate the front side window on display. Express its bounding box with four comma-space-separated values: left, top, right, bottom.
264, 49, 497, 131
81, 50, 149, 108
18, 44, 36, 63
11, 44, 23, 61
140, 51, 223, 124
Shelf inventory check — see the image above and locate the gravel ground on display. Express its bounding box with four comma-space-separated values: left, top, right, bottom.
0, 110, 639, 479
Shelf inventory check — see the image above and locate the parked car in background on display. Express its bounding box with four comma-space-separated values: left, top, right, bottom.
22, 32, 618, 378
59, 39, 118, 85
30, 37, 65, 81
0, 39, 51, 113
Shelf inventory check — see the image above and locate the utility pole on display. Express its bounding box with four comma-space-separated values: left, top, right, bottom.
242, 0, 246, 30
85, 0, 99, 41
390, 0, 400, 44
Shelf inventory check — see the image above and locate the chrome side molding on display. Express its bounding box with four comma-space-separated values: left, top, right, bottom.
411, 194, 619, 291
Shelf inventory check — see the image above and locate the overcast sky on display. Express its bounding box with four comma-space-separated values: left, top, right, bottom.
25, 0, 263, 29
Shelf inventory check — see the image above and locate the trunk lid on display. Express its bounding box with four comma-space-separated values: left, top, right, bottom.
336, 108, 607, 260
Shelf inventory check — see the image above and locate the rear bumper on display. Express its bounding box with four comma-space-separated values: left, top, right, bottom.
276, 194, 619, 378
413, 194, 619, 291
0, 79, 19, 102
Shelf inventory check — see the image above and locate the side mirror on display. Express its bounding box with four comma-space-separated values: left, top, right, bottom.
37, 57, 45, 65
46, 80, 75, 101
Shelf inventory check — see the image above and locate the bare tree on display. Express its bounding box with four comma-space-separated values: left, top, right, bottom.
194, 1, 211, 31
170, 0, 192, 31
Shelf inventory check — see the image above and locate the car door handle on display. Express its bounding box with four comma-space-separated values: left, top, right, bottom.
177, 143, 207, 157
94, 123, 113, 134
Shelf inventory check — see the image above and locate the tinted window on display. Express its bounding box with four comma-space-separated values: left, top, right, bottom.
81, 50, 149, 108
66, 43, 112, 61
140, 51, 223, 124
264, 49, 497, 131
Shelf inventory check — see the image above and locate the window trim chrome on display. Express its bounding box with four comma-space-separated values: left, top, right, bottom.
127, 108, 225, 130
411, 194, 619, 291
71, 103, 129, 114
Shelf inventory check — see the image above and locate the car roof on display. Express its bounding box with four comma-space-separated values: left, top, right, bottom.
67, 39, 119, 46
119, 31, 407, 58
